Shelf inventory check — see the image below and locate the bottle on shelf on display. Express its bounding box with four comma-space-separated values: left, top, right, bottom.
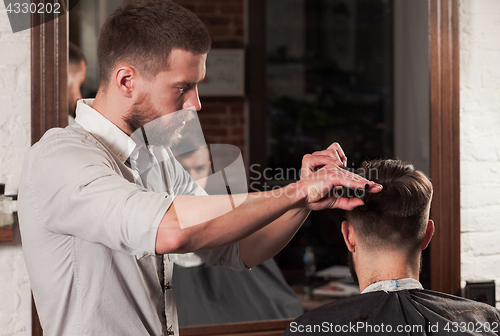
0, 183, 14, 227
303, 246, 316, 300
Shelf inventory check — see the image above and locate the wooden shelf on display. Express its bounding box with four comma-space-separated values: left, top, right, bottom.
0, 212, 16, 243
180, 318, 294, 336
0, 225, 13, 242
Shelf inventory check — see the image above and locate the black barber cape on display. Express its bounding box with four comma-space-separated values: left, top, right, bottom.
173, 258, 303, 326
283, 289, 500, 335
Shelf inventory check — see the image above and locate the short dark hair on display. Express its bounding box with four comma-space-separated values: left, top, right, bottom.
97, 0, 212, 87
347, 159, 433, 253
69, 41, 86, 67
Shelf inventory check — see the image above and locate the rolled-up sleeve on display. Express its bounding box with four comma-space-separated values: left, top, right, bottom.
25, 130, 171, 258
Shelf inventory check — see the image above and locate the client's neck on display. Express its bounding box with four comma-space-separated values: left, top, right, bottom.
356, 248, 420, 293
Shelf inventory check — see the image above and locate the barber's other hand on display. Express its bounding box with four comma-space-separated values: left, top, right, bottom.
301, 142, 347, 179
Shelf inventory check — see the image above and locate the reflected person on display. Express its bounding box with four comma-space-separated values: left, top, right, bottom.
171, 130, 303, 326
68, 41, 86, 124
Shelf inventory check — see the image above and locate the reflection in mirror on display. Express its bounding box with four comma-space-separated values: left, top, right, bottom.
267, 0, 392, 313
68, 0, 429, 328
69, 0, 123, 98
168, 119, 303, 326
265, 0, 430, 315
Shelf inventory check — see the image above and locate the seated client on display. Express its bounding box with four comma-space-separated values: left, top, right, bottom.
284, 159, 500, 335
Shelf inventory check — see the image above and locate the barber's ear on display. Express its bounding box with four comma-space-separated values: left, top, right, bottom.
421, 220, 435, 250
341, 221, 356, 253
115, 66, 136, 98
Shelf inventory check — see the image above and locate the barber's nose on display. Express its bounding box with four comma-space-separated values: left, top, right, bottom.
182, 87, 202, 111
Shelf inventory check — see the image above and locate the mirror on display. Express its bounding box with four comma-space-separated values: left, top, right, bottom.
29, 0, 460, 334
68, 0, 430, 327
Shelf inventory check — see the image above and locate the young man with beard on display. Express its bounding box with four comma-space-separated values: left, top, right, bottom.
18, 1, 382, 335
283, 159, 500, 336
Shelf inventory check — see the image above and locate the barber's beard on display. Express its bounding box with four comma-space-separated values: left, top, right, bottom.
123, 93, 153, 133
347, 251, 360, 286
124, 93, 195, 148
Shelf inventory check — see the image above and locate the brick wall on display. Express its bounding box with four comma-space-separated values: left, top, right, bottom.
0, 3, 32, 335
174, 0, 244, 48
198, 97, 245, 150
174, 0, 246, 154
460, 0, 500, 307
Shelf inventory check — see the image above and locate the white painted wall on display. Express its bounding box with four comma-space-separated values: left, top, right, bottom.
0, 3, 32, 335
460, 0, 500, 307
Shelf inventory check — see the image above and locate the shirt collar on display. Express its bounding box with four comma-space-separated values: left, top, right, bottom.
74, 99, 137, 162
361, 278, 423, 294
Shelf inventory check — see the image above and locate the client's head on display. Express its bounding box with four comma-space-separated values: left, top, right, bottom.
341, 159, 434, 291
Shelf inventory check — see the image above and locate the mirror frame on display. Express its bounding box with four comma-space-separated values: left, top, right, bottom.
30, 0, 459, 334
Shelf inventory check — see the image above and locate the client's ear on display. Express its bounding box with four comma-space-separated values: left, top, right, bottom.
341, 221, 356, 252
421, 220, 435, 250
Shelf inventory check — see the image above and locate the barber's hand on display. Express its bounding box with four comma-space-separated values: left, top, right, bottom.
295, 163, 378, 211
297, 142, 382, 211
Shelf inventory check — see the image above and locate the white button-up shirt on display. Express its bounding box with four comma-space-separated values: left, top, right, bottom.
18, 99, 246, 336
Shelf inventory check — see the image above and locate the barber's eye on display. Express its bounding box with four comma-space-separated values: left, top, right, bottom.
178, 84, 193, 94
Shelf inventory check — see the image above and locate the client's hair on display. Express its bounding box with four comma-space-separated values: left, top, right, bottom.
97, 0, 211, 87
347, 159, 433, 253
